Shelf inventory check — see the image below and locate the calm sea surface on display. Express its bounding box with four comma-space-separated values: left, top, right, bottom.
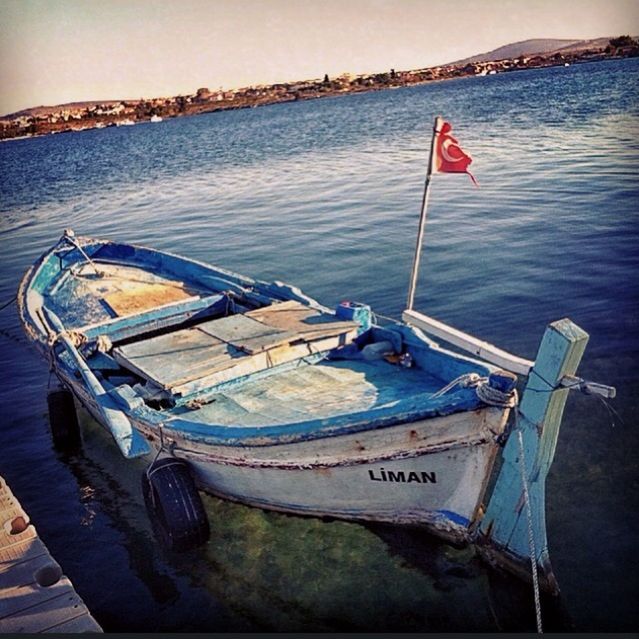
1, 58, 638, 632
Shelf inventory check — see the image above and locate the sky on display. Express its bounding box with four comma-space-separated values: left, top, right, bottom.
1, 0, 638, 115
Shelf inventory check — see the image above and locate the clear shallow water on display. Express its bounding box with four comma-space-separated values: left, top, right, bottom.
1, 58, 638, 631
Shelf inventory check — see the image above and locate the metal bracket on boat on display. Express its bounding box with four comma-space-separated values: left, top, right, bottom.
559, 374, 616, 399
59, 229, 104, 277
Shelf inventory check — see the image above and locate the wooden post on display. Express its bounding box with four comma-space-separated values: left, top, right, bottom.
406, 116, 442, 311
476, 318, 589, 593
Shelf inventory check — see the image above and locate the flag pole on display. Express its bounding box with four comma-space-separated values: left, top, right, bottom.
406, 116, 442, 311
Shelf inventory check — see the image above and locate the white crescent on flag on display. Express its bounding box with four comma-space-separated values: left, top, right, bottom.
434, 120, 478, 185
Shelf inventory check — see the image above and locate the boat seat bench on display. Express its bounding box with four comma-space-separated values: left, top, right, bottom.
112, 301, 359, 397
79, 293, 229, 343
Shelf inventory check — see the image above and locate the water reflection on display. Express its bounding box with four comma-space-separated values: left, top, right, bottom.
68, 404, 571, 631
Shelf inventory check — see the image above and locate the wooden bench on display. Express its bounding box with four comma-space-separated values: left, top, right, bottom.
113, 301, 360, 397
80, 293, 228, 343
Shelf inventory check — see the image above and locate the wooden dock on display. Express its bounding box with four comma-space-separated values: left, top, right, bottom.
0, 475, 102, 633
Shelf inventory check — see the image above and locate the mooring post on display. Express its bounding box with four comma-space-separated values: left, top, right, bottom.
477, 318, 589, 592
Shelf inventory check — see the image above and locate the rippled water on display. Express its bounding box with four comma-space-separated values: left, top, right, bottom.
1, 58, 638, 631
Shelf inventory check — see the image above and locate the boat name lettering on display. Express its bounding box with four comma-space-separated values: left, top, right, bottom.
368, 468, 437, 483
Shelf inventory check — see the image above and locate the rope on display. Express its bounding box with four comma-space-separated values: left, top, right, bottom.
517, 424, 543, 634
476, 382, 518, 408
368, 310, 399, 324
48, 329, 87, 348
95, 335, 112, 353
0, 295, 17, 312
430, 373, 481, 398
431, 373, 518, 409
149, 424, 166, 471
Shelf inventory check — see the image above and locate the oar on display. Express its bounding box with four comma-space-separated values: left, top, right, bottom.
43, 308, 151, 459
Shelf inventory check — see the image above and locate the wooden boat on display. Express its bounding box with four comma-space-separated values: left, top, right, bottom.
19, 230, 514, 529
18, 229, 613, 594
17, 120, 615, 602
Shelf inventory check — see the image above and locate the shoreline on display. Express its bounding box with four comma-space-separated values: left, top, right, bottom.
1, 48, 637, 142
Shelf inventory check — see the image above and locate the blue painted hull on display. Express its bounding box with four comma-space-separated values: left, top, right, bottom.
19, 232, 511, 540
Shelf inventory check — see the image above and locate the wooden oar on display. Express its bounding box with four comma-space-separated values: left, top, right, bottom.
43, 308, 151, 459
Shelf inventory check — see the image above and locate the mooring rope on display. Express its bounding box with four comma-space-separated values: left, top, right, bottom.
0, 295, 17, 312
431, 373, 518, 408
430, 372, 481, 398
476, 382, 518, 408
47, 328, 88, 348
517, 423, 544, 634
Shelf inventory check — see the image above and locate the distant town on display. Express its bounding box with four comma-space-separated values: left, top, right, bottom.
1, 35, 637, 141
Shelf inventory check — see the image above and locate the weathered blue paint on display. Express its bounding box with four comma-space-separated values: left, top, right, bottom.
20, 234, 497, 451
42, 307, 151, 459
16, 236, 516, 544
165, 385, 482, 447
82, 293, 227, 341
477, 318, 589, 591
85, 351, 121, 371
436, 510, 471, 527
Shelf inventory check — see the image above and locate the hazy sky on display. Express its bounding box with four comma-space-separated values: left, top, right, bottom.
1, 0, 638, 115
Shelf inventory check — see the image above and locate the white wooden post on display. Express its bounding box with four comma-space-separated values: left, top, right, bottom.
477, 318, 589, 593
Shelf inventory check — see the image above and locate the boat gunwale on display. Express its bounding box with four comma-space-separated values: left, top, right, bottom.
55, 352, 500, 449
17, 234, 328, 344
18, 234, 507, 451
67, 363, 505, 461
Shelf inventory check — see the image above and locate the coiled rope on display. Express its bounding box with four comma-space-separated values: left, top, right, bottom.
476, 382, 518, 408
46, 328, 112, 356
431, 372, 518, 408
47, 329, 87, 348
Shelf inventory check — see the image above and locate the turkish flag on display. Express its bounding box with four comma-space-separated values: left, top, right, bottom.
434, 120, 478, 186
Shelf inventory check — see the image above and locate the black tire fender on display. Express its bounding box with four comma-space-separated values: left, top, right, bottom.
47, 388, 81, 451
142, 457, 210, 551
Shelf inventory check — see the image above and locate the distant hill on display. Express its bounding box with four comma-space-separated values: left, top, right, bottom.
1, 100, 122, 122
448, 37, 611, 65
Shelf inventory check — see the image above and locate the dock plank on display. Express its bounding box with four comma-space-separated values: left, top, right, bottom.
0, 554, 61, 590
0, 475, 102, 633
0, 589, 91, 633
43, 613, 102, 633
0, 537, 49, 570
1, 576, 74, 618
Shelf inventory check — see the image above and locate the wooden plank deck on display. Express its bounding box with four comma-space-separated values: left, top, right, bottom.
113, 326, 244, 389
113, 301, 359, 396
246, 299, 358, 338
197, 314, 299, 355
0, 475, 102, 633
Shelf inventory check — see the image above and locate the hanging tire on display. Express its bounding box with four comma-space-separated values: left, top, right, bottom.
47, 388, 81, 451
142, 457, 210, 551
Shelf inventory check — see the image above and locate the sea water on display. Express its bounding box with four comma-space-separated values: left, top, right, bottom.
0, 57, 637, 631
